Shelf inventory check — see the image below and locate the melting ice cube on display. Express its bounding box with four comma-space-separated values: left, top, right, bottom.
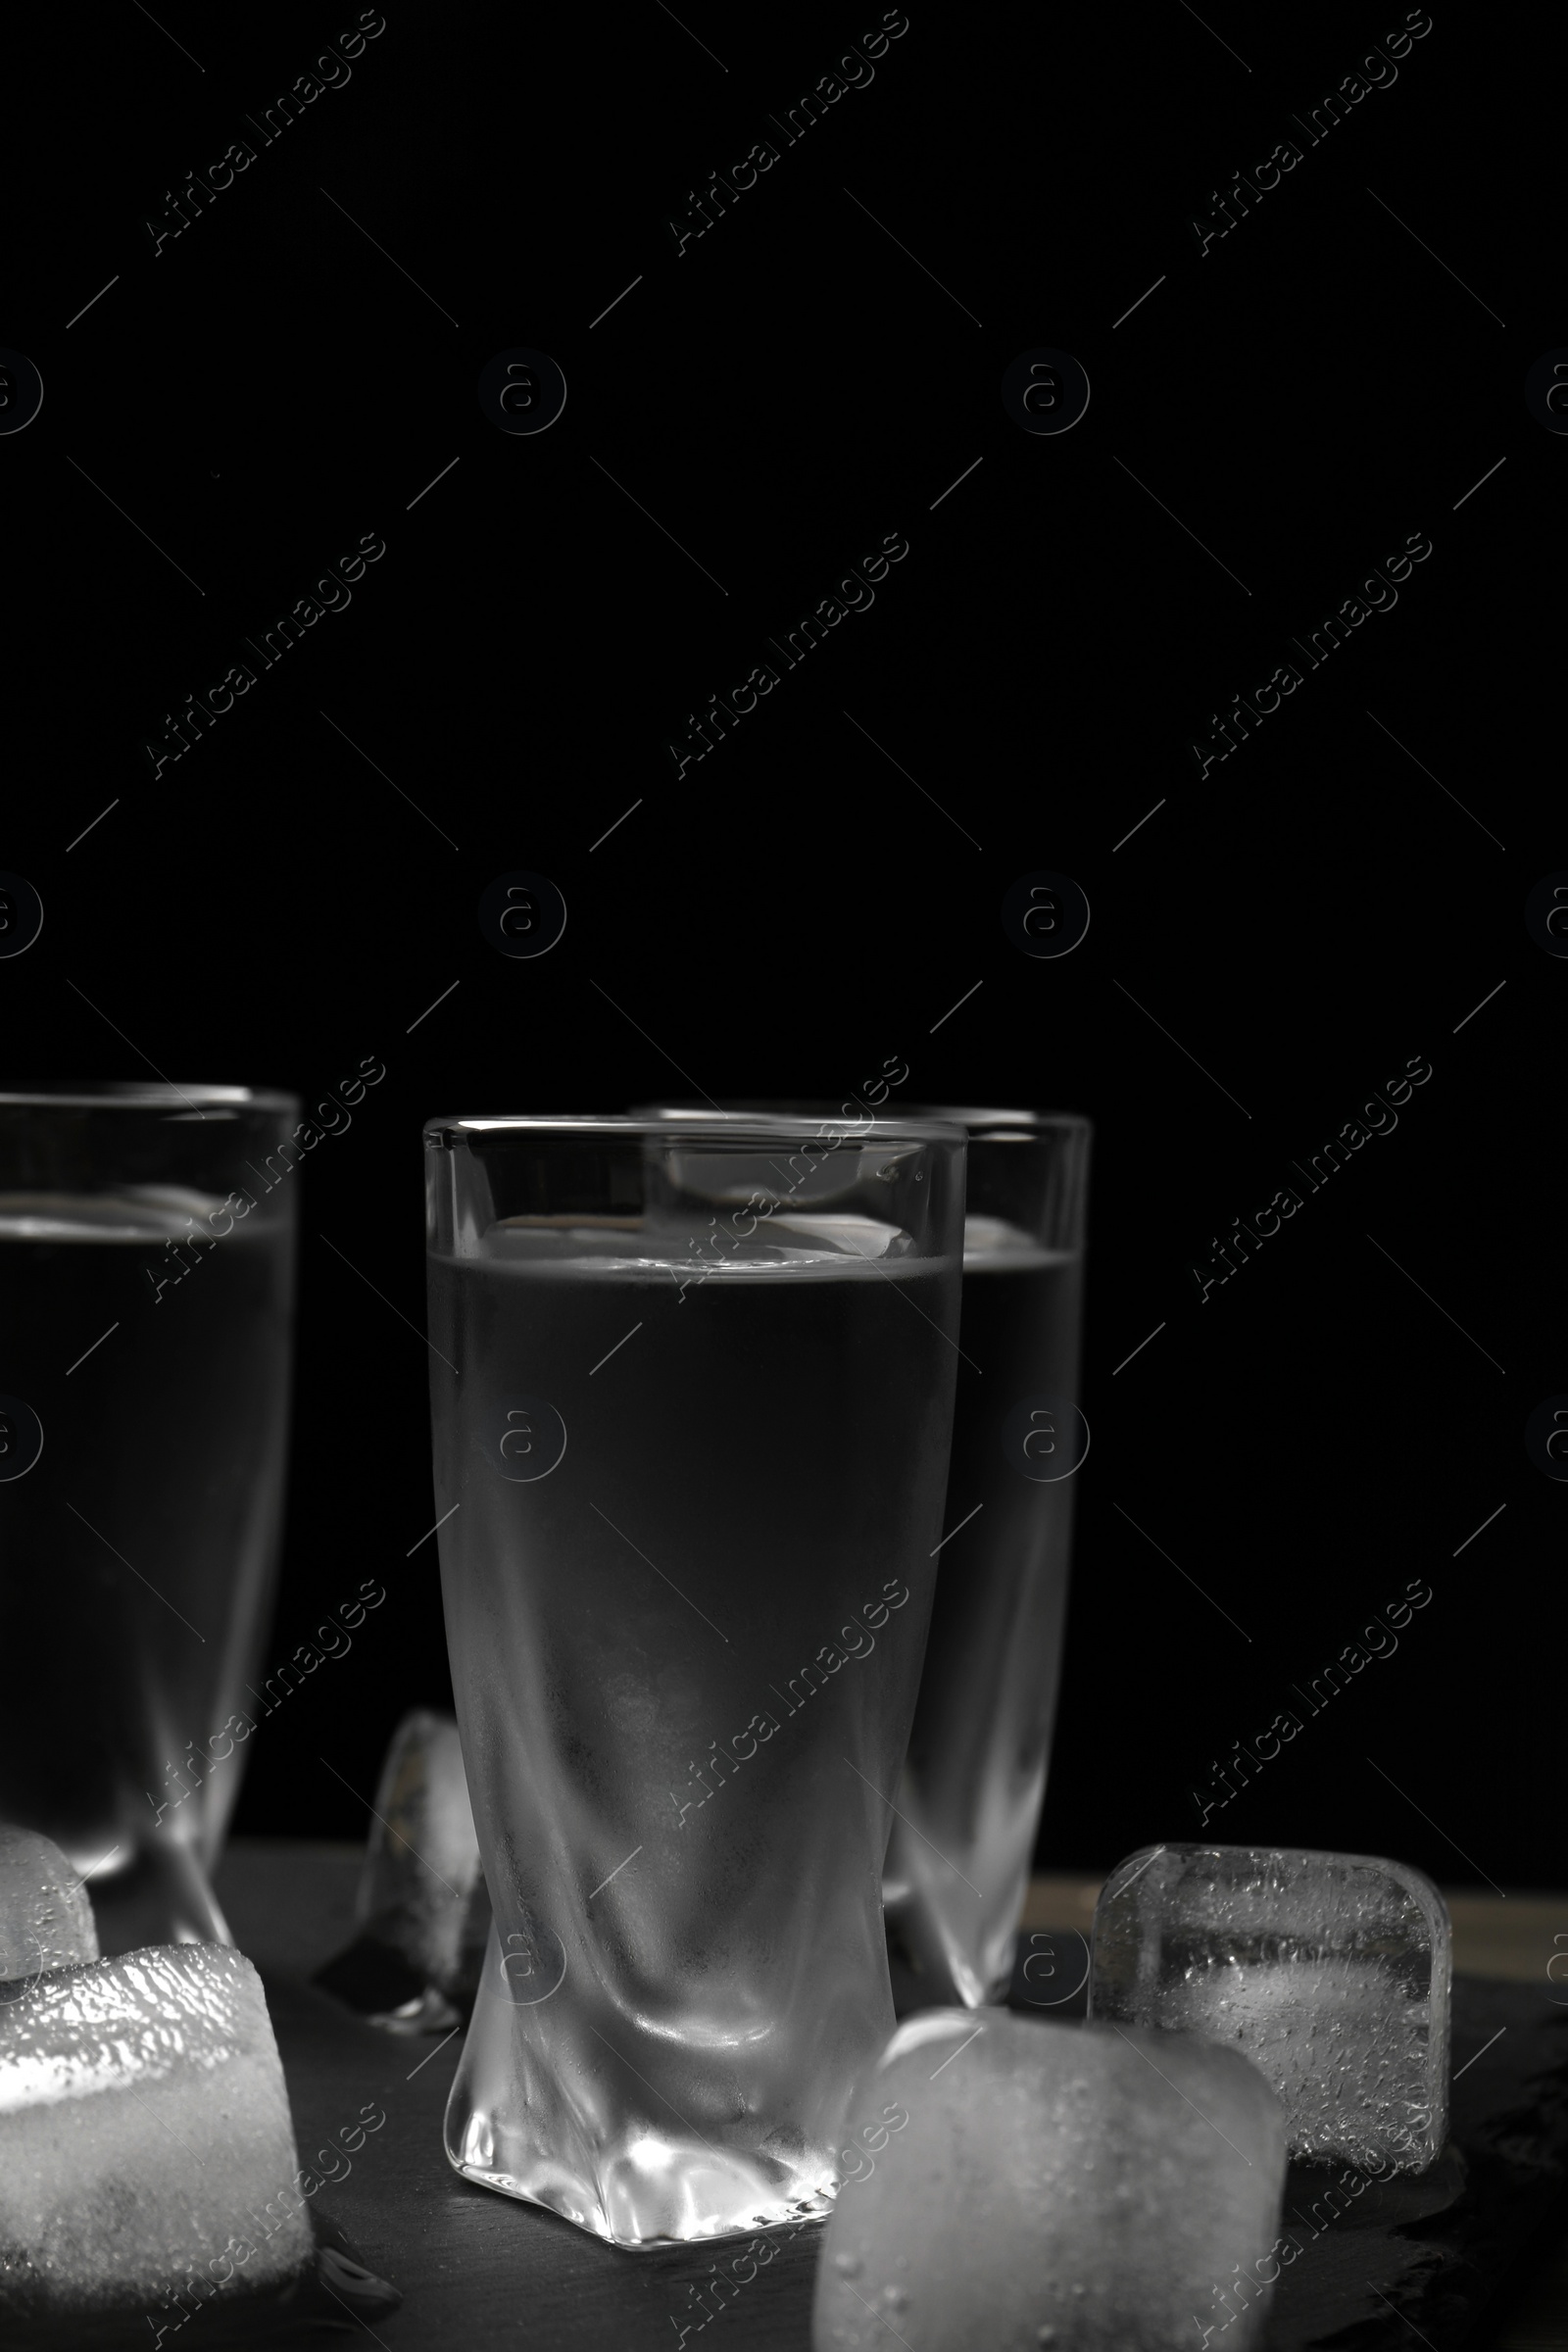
812, 2008, 1286, 2351
315, 1708, 490, 2030
0, 1942, 313, 2332
0, 1825, 98, 1983
1089, 1843, 1450, 2172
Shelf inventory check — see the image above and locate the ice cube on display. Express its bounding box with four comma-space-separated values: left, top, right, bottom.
0, 1825, 98, 1982
1088, 1844, 1449, 2172
0, 1942, 313, 2330
812, 2008, 1286, 2351
315, 1707, 490, 2030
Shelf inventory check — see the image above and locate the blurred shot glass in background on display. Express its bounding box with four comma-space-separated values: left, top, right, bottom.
885, 1107, 1090, 2006
635, 1102, 1091, 2009
0, 1084, 300, 1952
424, 1113, 965, 2247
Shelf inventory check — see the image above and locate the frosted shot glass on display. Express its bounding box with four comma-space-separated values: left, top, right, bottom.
0, 1083, 300, 1952
633, 1102, 1092, 2007
424, 1113, 965, 2247
884, 1108, 1091, 2006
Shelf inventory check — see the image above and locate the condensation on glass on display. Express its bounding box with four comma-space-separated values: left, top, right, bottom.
424, 1113, 965, 2248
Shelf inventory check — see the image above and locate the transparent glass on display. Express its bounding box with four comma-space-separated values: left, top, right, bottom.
633, 1103, 1091, 2006
0, 1084, 300, 1952
889, 1107, 1090, 2005
424, 1112, 965, 2248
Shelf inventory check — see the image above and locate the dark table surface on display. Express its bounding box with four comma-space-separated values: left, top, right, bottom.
212, 1842, 1568, 2351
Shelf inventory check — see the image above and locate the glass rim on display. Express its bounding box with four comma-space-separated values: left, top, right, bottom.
0, 1082, 300, 1113
424, 1111, 968, 1149
902, 1104, 1090, 1141
629, 1101, 1090, 1138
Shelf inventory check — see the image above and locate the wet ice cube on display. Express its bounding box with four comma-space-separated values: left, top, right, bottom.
356, 1707, 485, 1979
812, 2008, 1286, 2352
316, 1707, 490, 2028
1089, 1844, 1449, 2172
0, 1942, 313, 2328
0, 1825, 98, 1981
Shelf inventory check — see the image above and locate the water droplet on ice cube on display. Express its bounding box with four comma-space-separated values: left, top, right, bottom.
1087, 1842, 1450, 2172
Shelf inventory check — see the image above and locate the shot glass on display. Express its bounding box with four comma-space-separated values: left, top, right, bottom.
0, 1084, 300, 1951
884, 1107, 1090, 2005
424, 1113, 965, 2247
633, 1102, 1092, 2006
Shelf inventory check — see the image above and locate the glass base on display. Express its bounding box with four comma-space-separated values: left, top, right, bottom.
448, 2147, 834, 2251
444, 1961, 849, 2249
883, 1881, 1015, 2010
884, 1774, 1041, 2009
89, 1834, 231, 1957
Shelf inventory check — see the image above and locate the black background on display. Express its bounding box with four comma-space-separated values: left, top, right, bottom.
2, 0, 1555, 1890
